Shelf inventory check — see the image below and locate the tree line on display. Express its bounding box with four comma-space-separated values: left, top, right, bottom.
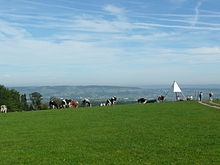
0, 84, 47, 112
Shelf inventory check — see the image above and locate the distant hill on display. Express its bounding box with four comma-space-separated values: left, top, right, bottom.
11, 85, 160, 103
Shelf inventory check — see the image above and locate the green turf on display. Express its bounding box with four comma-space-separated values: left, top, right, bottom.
0, 101, 220, 165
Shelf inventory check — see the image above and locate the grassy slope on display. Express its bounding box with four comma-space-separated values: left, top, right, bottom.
0, 102, 220, 165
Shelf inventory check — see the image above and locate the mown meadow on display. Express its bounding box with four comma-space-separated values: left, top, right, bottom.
0, 101, 220, 165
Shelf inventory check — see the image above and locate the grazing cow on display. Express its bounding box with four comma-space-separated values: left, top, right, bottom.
82, 98, 91, 107
106, 96, 117, 106
1, 105, 7, 113
146, 98, 157, 103
186, 96, 193, 101
138, 98, 147, 104
49, 100, 59, 109
158, 95, 165, 102
49, 96, 64, 109
69, 100, 79, 108
61, 99, 72, 108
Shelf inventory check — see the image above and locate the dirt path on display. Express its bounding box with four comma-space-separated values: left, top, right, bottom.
198, 101, 220, 109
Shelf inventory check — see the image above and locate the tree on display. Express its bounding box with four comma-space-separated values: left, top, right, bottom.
20, 94, 29, 111
29, 92, 43, 110
0, 84, 28, 112
8, 89, 21, 111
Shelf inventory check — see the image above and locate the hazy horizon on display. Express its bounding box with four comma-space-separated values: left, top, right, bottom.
7, 83, 220, 89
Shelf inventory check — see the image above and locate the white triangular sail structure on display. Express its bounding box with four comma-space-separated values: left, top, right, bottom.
172, 81, 182, 93
171, 81, 186, 101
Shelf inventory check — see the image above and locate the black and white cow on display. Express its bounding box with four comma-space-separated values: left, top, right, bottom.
1, 105, 7, 113
157, 95, 165, 102
49, 98, 76, 109
138, 98, 147, 104
186, 96, 193, 101
106, 96, 117, 106
61, 99, 72, 108
49, 100, 59, 109
146, 98, 157, 103
82, 98, 91, 107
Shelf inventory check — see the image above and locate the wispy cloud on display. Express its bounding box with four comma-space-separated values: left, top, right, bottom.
190, 0, 203, 26
103, 4, 127, 21
104, 5, 124, 16
0, 20, 30, 39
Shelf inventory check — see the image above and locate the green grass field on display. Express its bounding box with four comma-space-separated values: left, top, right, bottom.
0, 101, 220, 165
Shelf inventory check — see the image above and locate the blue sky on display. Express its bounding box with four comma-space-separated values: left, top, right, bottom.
0, 0, 220, 87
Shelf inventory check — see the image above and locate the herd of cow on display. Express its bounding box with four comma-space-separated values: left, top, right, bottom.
48, 95, 165, 110
1, 95, 165, 113
48, 96, 118, 109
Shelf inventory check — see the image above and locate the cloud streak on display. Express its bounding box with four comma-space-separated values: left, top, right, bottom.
190, 0, 203, 26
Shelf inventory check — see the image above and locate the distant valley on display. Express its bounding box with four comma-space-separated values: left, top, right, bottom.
11, 85, 160, 103
11, 85, 220, 105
